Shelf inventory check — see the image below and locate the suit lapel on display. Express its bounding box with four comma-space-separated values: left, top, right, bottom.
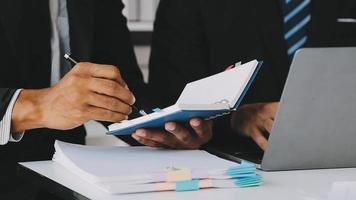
67, 0, 95, 61
308, 0, 338, 46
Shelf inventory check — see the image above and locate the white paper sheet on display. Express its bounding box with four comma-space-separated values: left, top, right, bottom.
53, 141, 237, 184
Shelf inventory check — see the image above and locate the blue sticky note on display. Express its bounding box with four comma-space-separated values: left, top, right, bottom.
234, 175, 262, 187
152, 108, 162, 112
225, 161, 257, 177
176, 179, 200, 192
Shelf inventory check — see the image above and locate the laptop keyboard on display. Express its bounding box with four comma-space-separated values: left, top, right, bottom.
233, 151, 264, 164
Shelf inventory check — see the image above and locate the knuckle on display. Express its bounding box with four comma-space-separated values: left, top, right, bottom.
108, 65, 121, 77
88, 77, 96, 88
103, 110, 114, 119
102, 81, 118, 95
75, 62, 88, 72
108, 81, 119, 93
107, 98, 118, 109
144, 132, 154, 139
180, 134, 191, 143
89, 79, 100, 92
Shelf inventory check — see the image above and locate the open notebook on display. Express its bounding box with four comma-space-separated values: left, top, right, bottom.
53, 141, 262, 194
108, 60, 262, 135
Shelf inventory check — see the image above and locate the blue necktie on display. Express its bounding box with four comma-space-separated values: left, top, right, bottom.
281, 0, 311, 57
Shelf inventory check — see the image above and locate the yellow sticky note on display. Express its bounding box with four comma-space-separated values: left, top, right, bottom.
166, 168, 192, 182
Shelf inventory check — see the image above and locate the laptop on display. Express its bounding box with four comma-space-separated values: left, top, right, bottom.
208, 47, 356, 171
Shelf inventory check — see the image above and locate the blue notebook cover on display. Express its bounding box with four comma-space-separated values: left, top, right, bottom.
108, 61, 262, 135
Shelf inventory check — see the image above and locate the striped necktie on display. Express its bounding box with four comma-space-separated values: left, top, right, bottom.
281, 0, 311, 57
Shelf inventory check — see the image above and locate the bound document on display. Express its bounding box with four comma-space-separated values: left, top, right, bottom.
108, 60, 262, 135
53, 141, 262, 194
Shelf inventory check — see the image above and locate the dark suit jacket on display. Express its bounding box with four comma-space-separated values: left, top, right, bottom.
0, 0, 145, 198
148, 0, 356, 144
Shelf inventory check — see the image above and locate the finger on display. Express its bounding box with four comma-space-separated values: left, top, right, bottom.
189, 118, 213, 143
132, 134, 167, 148
263, 118, 274, 134
87, 93, 132, 115
250, 128, 269, 151
263, 102, 279, 120
165, 122, 199, 149
85, 63, 126, 85
89, 78, 135, 105
133, 129, 178, 148
85, 106, 128, 122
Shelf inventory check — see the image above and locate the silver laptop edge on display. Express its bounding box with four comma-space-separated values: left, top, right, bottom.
261, 47, 356, 171
211, 48, 356, 171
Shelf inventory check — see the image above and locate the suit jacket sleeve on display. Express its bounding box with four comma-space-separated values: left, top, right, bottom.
148, 0, 235, 138
0, 88, 16, 120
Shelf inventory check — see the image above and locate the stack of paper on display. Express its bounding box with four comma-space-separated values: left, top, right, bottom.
53, 141, 262, 194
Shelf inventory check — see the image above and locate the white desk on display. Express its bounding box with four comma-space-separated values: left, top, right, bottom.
20, 161, 356, 200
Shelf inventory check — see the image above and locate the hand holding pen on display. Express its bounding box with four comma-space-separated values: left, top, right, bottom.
64, 53, 147, 117
12, 54, 137, 133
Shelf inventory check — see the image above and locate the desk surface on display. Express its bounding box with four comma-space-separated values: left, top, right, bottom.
20, 161, 356, 200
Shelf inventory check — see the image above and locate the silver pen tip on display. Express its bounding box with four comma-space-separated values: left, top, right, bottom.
64, 54, 70, 59
139, 110, 148, 116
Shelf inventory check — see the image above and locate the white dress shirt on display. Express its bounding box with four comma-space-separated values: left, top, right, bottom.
0, 0, 70, 145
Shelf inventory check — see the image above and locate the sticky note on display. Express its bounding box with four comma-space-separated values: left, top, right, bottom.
235, 62, 242, 67
152, 108, 162, 112
166, 168, 192, 182
176, 180, 199, 192
225, 161, 257, 178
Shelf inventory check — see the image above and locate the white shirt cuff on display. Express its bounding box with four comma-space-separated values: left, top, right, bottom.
0, 89, 25, 145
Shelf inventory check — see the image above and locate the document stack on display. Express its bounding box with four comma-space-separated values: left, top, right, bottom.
53, 141, 262, 194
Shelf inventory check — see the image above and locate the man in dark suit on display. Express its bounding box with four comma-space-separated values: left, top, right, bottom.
0, 0, 139, 198
0, 0, 212, 199
142, 0, 356, 150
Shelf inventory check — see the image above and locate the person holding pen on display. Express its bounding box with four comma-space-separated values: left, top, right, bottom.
0, 0, 212, 199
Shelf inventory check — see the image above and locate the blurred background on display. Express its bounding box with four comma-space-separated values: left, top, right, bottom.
85, 0, 159, 146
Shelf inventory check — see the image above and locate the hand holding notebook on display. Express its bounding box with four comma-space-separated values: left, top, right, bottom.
108, 60, 262, 135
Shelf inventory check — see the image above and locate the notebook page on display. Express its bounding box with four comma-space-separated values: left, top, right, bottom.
177, 60, 258, 108
53, 141, 237, 183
